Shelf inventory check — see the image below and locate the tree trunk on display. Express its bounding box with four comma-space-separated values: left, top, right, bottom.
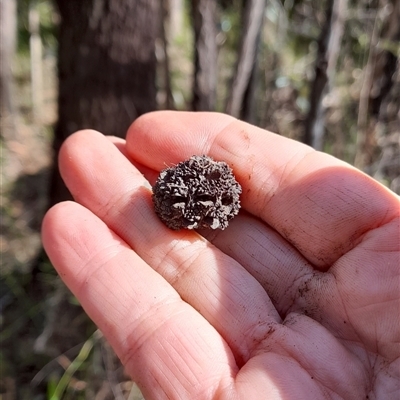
240, 56, 258, 124
0, 0, 17, 137
370, 0, 399, 120
169, 0, 184, 40
191, 0, 218, 111
225, 0, 266, 118
160, 0, 174, 110
369, 0, 400, 192
29, 3, 43, 122
354, 1, 385, 169
51, 0, 160, 205
303, 0, 347, 150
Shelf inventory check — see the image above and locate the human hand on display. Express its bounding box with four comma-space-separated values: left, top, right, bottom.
42, 111, 400, 399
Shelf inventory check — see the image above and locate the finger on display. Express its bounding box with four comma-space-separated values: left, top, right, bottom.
106, 136, 129, 156
106, 136, 159, 183
59, 130, 282, 363
126, 111, 398, 269
42, 202, 239, 399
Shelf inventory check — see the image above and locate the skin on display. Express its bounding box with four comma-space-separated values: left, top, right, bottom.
42, 111, 400, 399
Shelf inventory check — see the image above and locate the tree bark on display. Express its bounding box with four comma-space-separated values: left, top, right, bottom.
160, 0, 174, 110
240, 55, 259, 124
369, 0, 400, 192
191, 0, 218, 111
225, 0, 266, 118
303, 0, 347, 150
51, 0, 160, 205
370, 0, 399, 119
354, 1, 384, 169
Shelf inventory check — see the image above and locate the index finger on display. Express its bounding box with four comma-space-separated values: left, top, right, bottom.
126, 111, 398, 268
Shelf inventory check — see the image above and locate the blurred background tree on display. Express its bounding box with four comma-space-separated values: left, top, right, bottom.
50, 0, 160, 205
0, 0, 17, 133
1, 0, 398, 398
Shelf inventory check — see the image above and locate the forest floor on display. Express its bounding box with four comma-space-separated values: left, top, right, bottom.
1, 55, 55, 276
1, 55, 145, 400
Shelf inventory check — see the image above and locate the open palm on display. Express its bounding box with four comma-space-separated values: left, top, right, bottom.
42, 111, 400, 399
